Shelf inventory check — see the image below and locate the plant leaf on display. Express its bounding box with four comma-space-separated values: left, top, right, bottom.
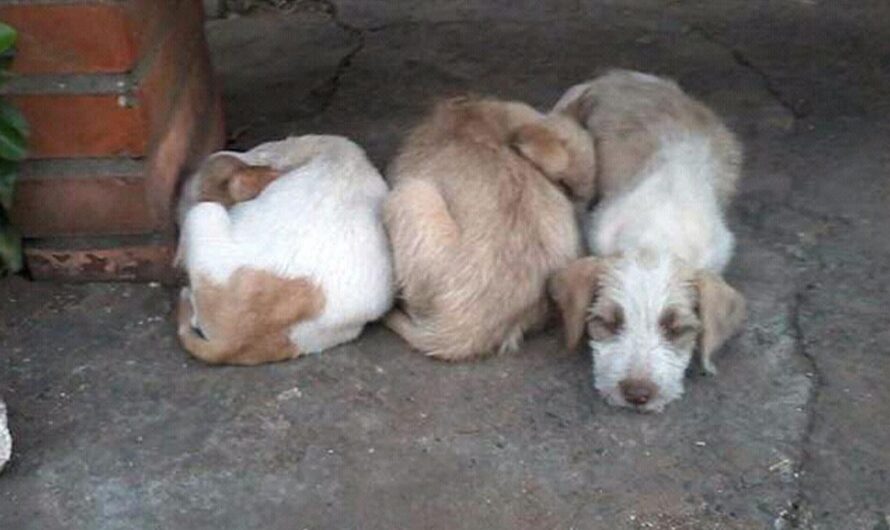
0, 99, 28, 137
0, 117, 26, 161
0, 159, 16, 210
0, 209, 22, 275
0, 23, 16, 56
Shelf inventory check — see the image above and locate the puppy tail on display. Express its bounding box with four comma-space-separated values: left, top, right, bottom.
383, 309, 456, 361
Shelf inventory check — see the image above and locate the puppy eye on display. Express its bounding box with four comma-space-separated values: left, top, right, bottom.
588, 307, 624, 341
659, 309, 697, 343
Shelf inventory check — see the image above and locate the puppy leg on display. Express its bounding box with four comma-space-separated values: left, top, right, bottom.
177, 287, 234, 363
384, 180, 460, 284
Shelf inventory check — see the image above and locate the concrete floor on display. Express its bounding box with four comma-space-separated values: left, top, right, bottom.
2, 1, 889, 528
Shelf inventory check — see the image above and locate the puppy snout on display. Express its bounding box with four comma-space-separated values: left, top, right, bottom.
619, 379, 657, 406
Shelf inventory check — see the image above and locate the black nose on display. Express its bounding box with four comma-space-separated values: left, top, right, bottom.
620, 379, 657, 405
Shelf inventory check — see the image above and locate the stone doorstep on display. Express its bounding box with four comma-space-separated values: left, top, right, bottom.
0, 0, 183, 75
0, 0, 206, 159
23, 233, 180, 284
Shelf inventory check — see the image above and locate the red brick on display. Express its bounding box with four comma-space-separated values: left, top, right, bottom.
0, 1, 178, 75
10, 160, 155, 237
137, 0, 206, 147
24, 234, 177, 283
145, 42, 225, 230
11, 94, 148, 158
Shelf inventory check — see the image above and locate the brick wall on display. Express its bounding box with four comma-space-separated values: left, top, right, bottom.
0, 0, 224, 282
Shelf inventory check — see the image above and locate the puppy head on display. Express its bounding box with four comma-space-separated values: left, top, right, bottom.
549, 253, 745, 412
511, 113, 596, 202
198, 154, 282, 206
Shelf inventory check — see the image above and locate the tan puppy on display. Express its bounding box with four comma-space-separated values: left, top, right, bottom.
384, 97, 597, 361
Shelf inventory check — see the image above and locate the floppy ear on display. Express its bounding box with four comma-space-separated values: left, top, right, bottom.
511, 122, 570, 178
227, 165, 282, 202
548, 257, 609, 350
199, 155, 247, 206
695, 271, 746, 375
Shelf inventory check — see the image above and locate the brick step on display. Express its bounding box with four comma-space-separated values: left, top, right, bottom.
10, 158, 152, 237
24, 233, 178, 283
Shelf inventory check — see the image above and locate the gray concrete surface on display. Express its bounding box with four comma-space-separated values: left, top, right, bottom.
1, 1, 889, 528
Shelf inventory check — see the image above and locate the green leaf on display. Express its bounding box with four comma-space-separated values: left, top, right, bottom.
0, 23, 17, 56
0, 159, 16, 210
0, 116, 26, 161
0, 210, 22, 275
0, 99, 28, 137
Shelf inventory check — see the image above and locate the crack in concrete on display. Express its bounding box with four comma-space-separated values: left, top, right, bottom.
783, 287, 824, 528
307, 0, 366, 113
689, 26, 809, 120
685, 22, 830, 525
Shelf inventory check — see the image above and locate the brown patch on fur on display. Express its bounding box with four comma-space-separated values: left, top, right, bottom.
548, 256, 611, 350
198, 155, 283, 206
694, 271, 746, 374
384, 97, 595, 360
177, 268, 325, 366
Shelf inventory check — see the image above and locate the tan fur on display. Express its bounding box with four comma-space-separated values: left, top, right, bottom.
198, 155, 283, 206
384, 97, 596, 360
695, 271, 746, 374
548, 256, 611, 350
177, 268, 325, 366
560, 72, 742, 205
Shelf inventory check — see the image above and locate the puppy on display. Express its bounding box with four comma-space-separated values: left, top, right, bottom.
549, 71, 746, 412
177, 135, 394, 365
384, 97, 596, 361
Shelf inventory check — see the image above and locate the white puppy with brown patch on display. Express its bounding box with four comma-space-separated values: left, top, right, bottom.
177, 135, 393, 365
549, 71, 746, 412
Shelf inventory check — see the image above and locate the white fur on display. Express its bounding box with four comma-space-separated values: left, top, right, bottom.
590, 135, 735, 272
179, 135, 394, 354
590, 252, 697, 412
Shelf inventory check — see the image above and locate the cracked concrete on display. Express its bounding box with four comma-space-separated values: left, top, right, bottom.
1, 1, 888, 528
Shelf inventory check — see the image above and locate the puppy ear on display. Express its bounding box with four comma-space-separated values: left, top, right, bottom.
695, 271, 746, 375
548, 257, 609, 350
557, 87, 596, 125
511, 123, 570, 177
199, 155, 247, 206
227, 166, 282, 202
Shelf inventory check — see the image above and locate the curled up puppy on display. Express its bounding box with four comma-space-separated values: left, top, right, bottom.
549, 71, 746, 412
384, 96, 596, 360
176, 136, 394, 365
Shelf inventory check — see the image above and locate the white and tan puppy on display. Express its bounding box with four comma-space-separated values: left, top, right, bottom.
177, 135, 393, 365
384, 96, 597, 361
549, 71, 746, 412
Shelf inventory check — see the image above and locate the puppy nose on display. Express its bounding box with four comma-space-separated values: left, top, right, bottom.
620, 379, 657, 405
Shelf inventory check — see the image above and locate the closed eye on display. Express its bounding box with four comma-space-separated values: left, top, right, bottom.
588, 307, 624, 341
